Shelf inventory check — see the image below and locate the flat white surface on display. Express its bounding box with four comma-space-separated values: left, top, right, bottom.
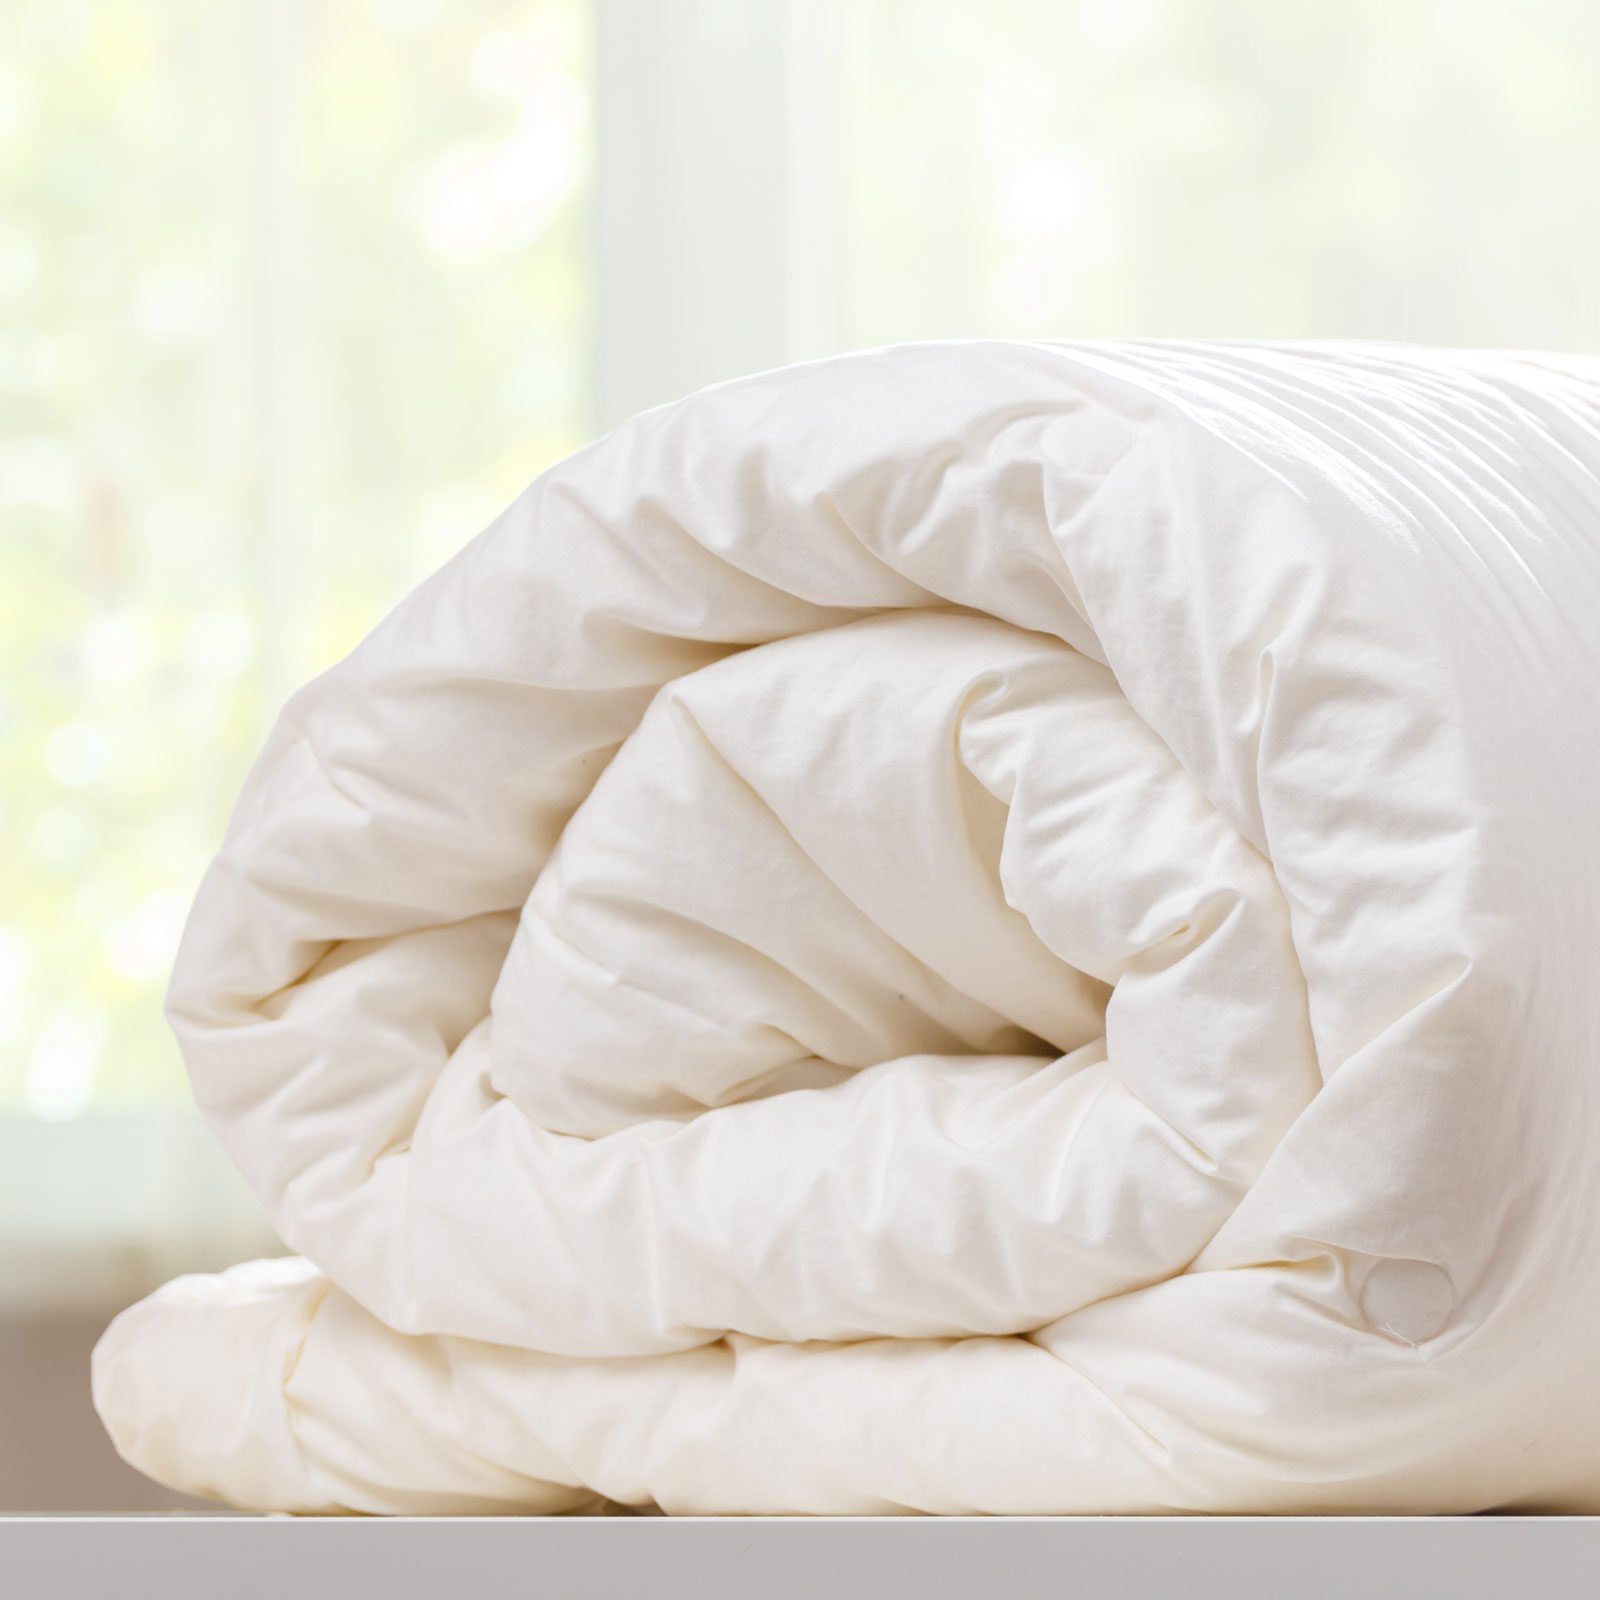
7, 1516, 1600, 1600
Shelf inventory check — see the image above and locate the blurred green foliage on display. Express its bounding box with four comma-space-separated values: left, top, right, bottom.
1, 0, 589, 1109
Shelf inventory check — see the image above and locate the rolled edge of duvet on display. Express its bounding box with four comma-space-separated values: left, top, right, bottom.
95, 338, 1600, 1513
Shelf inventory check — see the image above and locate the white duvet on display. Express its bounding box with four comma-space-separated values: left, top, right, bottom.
93, 339, 1600, 1515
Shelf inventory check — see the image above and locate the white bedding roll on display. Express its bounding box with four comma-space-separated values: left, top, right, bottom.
93, 339, 1600, 1513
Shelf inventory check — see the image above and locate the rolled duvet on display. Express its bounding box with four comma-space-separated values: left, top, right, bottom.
93, 339, 1600, 1514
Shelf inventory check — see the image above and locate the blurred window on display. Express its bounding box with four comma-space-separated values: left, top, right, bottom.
5, 0, 1600, 1119
832, 0, 1600, 347
1, 0, 590, 1112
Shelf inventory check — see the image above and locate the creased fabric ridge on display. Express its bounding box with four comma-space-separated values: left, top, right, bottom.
93, 339, 1600, 1514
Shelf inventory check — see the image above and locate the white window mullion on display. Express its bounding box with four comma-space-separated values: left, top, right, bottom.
241, 0, 302, 711
591, 0, 836, 432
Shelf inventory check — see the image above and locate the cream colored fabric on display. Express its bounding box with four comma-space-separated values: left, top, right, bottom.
94, 340, 1600, 1513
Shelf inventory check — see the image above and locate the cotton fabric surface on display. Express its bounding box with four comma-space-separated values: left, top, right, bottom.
93, 340, 1600, 1514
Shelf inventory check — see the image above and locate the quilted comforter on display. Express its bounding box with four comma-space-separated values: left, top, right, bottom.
93, 339, 1600, 1514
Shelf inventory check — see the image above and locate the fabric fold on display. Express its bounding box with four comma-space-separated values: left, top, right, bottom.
94, 339, 1600, 1513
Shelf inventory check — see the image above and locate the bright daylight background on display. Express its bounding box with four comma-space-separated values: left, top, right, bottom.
2, 0, 1599, 1507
